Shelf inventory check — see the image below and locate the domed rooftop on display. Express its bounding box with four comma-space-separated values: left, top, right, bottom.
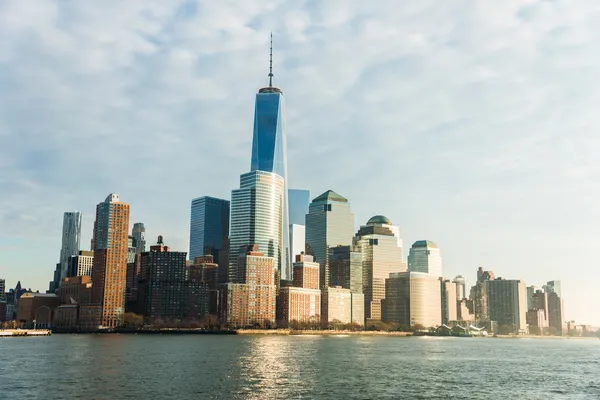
367, 215, 392, 225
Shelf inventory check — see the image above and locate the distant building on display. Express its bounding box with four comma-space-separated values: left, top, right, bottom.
457, 299, 474, 323
290, 224, 306, 261
189, 196, 230, 263
189, 255, 220, 315
321, 286, 352, 324
305, 190, 355, 289
58, 211, 82, 281
328, 245, 363, 294
453, 275, 466, 300
57, 276, 93, 305
288, 189, 310, 226
67, 251, 94, 277
279, 254, 321, 326
131, 222, 146, 253
470, 266, 496, 323
526, 285, 543, 310
125, 253, 141, 310
220, 246, 277, 328
407, 240, 442, 277
544, 280, 562, 297
440, 278, 457, 324
526, 309, 547, 333
530, 290, 548, 324
127, 235, 137, 264
17, 293, 60, 329
382, 271, 441, 328
355, 216, 405, 322
0, 279, 4, 300
547, 291, 566, 336
91, 193, 130, 328
487, 278, 527, 334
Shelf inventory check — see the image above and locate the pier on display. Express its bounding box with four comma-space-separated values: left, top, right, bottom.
0, 329, 52, 337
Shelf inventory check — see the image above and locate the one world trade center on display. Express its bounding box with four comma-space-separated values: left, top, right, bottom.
249, 35, 290, 280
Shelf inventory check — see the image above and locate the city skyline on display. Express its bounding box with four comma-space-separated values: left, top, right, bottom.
1, 2, 599, 325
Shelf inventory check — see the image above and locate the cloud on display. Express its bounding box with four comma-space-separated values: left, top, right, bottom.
1, 0, 600, 323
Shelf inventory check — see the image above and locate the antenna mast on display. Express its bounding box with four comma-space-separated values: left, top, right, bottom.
269, 32, 273, 87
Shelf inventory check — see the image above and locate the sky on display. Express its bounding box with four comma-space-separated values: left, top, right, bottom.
1, 0, 600, 324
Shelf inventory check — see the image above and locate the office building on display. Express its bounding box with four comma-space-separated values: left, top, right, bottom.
305, 190, 355, 289
189, 196, 230, 263
290, 224, 306, 261
527, 285, 543, 310
328, 245, 363, 294
288, 189, 310, 226
17, 293, 60, 329
131, 222, 146, 253
58, 211, 82, 281
67, 251, 94, 277
530, 290, 548, 323
453, 275, 466, 300
321, 286, 352, 324
527, 309, 547, 332
138, 236, 208, 321
229, 171, 284, 282
355, 216, 405, 322
407, 240, 442, 277
382, 272, 442, 328
249, 41, 291, 279
0, 279, 4, 300
487, 278, 527, 333
56, 275, 93, 305
189, 255, 220, 315
440, 278, 457, 324
91, 193, 130, 328
544, 280, 562, 297
547, 292, 566, 336
221, 245, 277, 328
127, 236, 137, 264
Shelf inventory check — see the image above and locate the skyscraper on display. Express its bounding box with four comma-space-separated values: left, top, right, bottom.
288, 189, 310, 225
229, 171, 284, 282
305, 190, 355, 289
189, 196, 230, 263
544, 280, 562, 297
249, 36, 290, 279
487, 278, 527, 334
59, 211, 82, 281
440, 278, 457, 324
408, 240, 442, 277
355, 216, 405, 322
547, 291, 565, 336
91, 193, 130, 328
453, 275, 466, 300
132, 222, 146, 253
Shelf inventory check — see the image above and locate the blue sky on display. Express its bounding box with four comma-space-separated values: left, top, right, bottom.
1, 0, 600, 324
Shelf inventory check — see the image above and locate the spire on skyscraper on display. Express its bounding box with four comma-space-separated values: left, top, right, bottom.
269, 32, 273, 87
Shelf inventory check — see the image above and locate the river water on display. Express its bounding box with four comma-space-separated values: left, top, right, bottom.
1, 334, 598, 399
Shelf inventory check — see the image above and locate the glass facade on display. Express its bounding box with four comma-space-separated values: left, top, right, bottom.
288, 189, 310, 226
229, 171, 284, 283
132, 222, 146, 254
59, 211, 82, 281
407, 240, 443, 277
250, 88, 290, 279
189, 197, 230, 263
305, 190, 355, 289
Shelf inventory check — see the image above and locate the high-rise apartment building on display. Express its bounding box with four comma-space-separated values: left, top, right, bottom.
189, 196, 230, 263
127, 235, 137, 264
229, 171, 284, 283
249, 41, 290, 280
279, 254, 321, 326
382, 271, 442, 328
305, 190, 355, 289
355, 216, 405, 322
440, 278, 457, 324
138, 236, 208, 321
131, 222, 146, 253
487, 278, 527, 333
59, 211, 82, 281
91, 193, 130, 328
221, 245, 277, 328
407, 240, 442, 277
67, 250, 94, 277
547, 291, 566, 336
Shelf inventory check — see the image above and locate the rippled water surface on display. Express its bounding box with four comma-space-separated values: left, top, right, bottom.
1, 334, 599, 399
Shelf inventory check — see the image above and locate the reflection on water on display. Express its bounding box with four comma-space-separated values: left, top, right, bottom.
1, 335, 599, 399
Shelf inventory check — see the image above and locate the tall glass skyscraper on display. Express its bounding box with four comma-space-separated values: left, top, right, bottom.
132, 222, 146, 254
229, 171, 284, 283
59, 211, 82, 281
249, 40, 290, 279
305, 190, 355, 289
288, 189, 310, 226
189, 197, 230, 263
